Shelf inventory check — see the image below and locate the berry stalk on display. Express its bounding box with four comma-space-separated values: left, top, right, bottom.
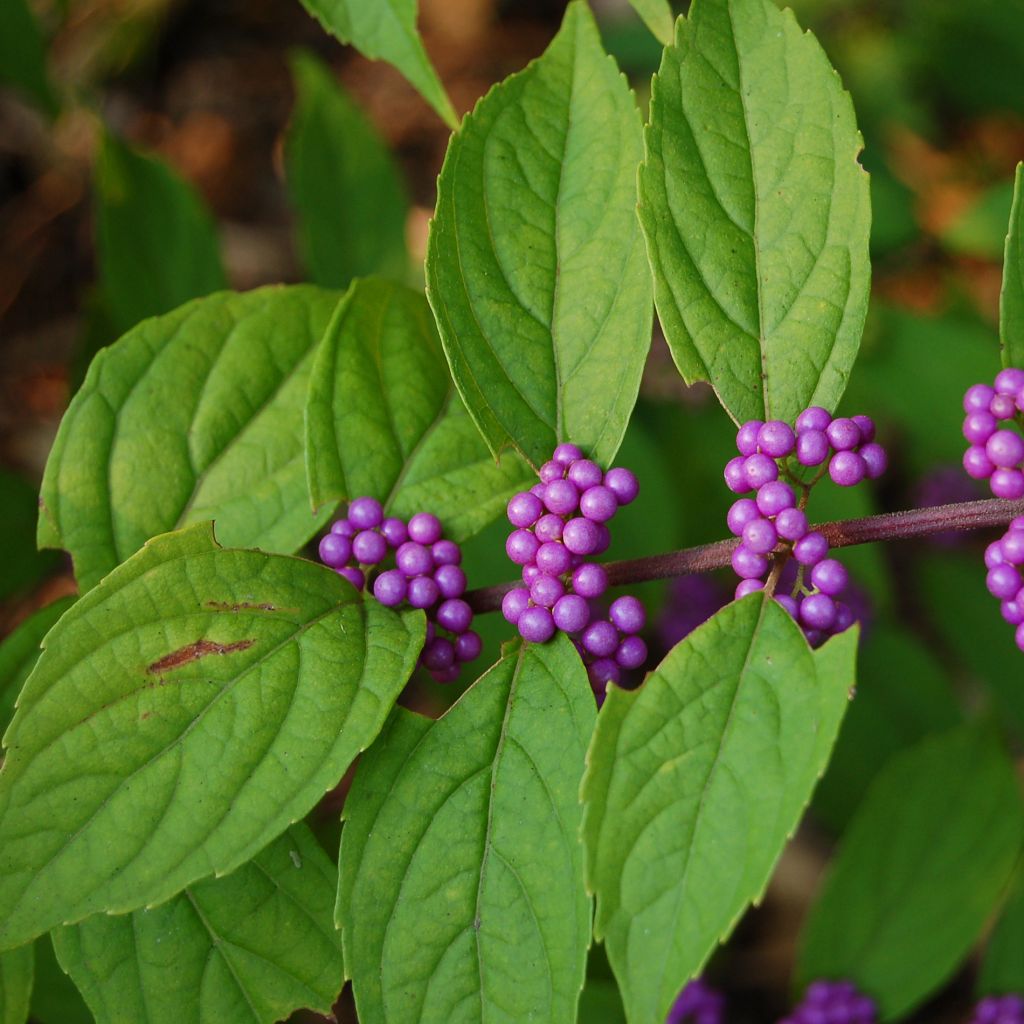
466, 496, 1024, 613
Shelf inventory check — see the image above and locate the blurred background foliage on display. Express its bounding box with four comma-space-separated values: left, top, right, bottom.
1, 0, 1023, 1021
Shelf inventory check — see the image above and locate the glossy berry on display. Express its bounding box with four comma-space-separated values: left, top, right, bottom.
338, 567, 365, 590
811, 559, 848, 596
530, 573, 565, 608
381, 517, 408, 547
436, 598, 472, 634
743, 453, 778, 489
581, 620, 619, 658
736, 420, 763, 456
796, 429, 830, 467
758, 420, 796, 458
735, 578, 764, 599
609, 595, 646, 634
732, 546, 769, 579
563, 517, 601, 555
421, 637, 455, 672
794, 531, 829, 566
968, 995, 1024, 1024
992, 468, 1024, 500
506, 529, 540, 566
776, 507, 809, 541
353, 529, 388, 565
553, 442, 583, 465
742, 518, 778, 555
507, 491, 543, 528
543, 478, 579, 516
434, 564, 467, 599
432, 539, 461, 566
372, 569, 407, 607
348, 496, 383, 529
604, 466, 640, 505
407, 575, 440, 609
757, 481, 796, 516
567, 459, 603, 490
580, 485, 618, 523
535, 513, 564, 542
667, 978, 726, 1024
536, 540, 573, 576
796, 406, 832, 432
573, 562, 608, 599
829, 450, 867, 487
801, 593, 837, 630
728, 498, 761, 536
615, 636, 648, 669
553, 594, 590, 633
455, 631, 482, 663
502, 588, 530, 624
826, 417, 861, 451
724, 456, 749, 493
518, 606, 556, 644
318, 533, 352, 568
397, 541, 434, 577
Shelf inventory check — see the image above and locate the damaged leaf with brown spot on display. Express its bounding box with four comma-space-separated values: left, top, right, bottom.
0, 521, 424, 953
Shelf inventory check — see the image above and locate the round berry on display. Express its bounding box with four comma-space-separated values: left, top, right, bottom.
455, 631, 482, 663
536, 541, 572, 576
501, 588, 530, 624
348, 497, 383, 529
338, 567, 365, 590
964, 445, 996, 479
992, 393, 1018, 419
826, 418, 861, 451
775, 507, 808, 542
530, 482, 546, 498
544, 478, 580, 516
986, 541, 1007, 568
724, 456, 749, 494
796, 429, 830, 467
756, 481, 796, 516
964, 383, 996, 413
735, 579, 765, 599
579, 485, 618, 523
615, 636, 647, 669
860, 442, 888, 480
522, 563, 543, 587
422, 637, 456, 672
852, 414, 876, 444
539, 460, 564, 483
437, 598, 473, 633
796, 406, 832, 432
563, 517, 601, 555
380, 517, 408, 547
435, 564, 467, 599
553, 442, 583, 465
829, 450, 867, 487
530, 573, 565, 608
609, 595, 646, 634
744, 453, 779, 489
794, 531, 829, 566
801, 593, 837, 630
506, 529, 541, 566
603, 467, 640, 505
534, 513, 564, 542
987, 564, 1022, 600
736, 420, 764, 456
397, 541, 434, 577
572, 563, 608, 599
353, 529, 388, 565
742, 517, 778, 555
732, 545, 769, 579
588, 658, 621, 687
775, 594, 799, 617
964, 411, 998, 445
507, 491, 543, 528
992, 467, 1024, 500
986, 429, 1024, 468
811, 558, 848, 596
319, 533, 352, 568
995, 367, 1024, 395
431, 541, 461, 567
408, 512, 442, 545
372, 569, 407, 607
408, 576, 440, 609
582, 620, 619, 657
1001, 530, 1024, 564
567, 459, 604, 490
518, 606, 556, 643
728, 498, 762, 536
758, 420, 796, 458
1001, 599, 1024, 626
592, 523, 611, 555
553, 594, 590, 633
834, 602, 856, 633
331, 518, 356, 538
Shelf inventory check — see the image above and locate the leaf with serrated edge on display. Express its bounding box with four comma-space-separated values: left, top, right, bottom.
285, 52, 409, 288
426, 1, 652, 470
0, 522, 423, 952
639, 0, 870, 426
305, 277, 534, 540
53, 825, 343, 1024
38, 285, 340, 592
296, 0, 457, 128
96, 133, 227, 335
1001, 162, 1024, 368
629, 0, 673, 45
582, 596, 856, 1024
799, 726, 1024, 1020
338, 634, 595, 1024
0, 596, 75, 737
0, 943, 32, 1024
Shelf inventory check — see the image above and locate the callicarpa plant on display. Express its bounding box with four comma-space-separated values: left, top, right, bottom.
1, 0, 1024, 1023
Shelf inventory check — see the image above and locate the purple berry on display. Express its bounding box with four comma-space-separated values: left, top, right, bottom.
348, 497, 383, 529
797, 429, 830, 467
432, 540, 461, 566
964, 445, 996, 479
609, 595, 646, 634
801, 593, 837, 630
380, 517, 408, 547
319, 533, 352, 568
397, 541, 434, 577
408, 512, 442, 545
353, 529, 388, 565
964, 411, 998, 445
579, 485, 618, 523
581, 620, 619, 657
852, 414, 876, 443
408, 576, 440, 609
518, 606, 556, 643
544, 478, 580, 516
536, 541, 572, 576
743, 453, 779, 489
758, 420, 796, 458
588, 658, 621, 688
1001, 530, 1024, 564
338, 567, 365, 590
995, 367, 1024, 394
530, 573, 565, 608
615, 636, 648, 669
794, 531, 829, 566
860, 442, 888, 480
331, 518, 356, 538
776, 507, 809, 541
552, 442, 583, 466
455, 631, 482, 663
811, 558, 848, 596
1001, 599, 1024, 625
436, 598, 473, 633
592, 523, 611, 555
534, 513, 564, 542
553, 594, 590, 633
742, 517, 778, 555
727, 498, 760, 536
775, 594, 799, 617
530, 482, 546, 498
567, 459, 604, 490
732, 545, 768, 580
501, 587, 530, 624
992, 468, 1024, 500
604, 467, 640, 505
988, 565, 1022, 600
986, 430, 1024, 468
964, 383, 996, 413
987, 541, 1007, 568
506, 529, 540, 566
992, 393, 1018, 419
735, 578, 765, 599
572, 563, 608, 599
724, 456, 750, 494
756, 481, 796, 516
540, 460, 564, 483
434, 564, 467, 599
826, 417, 862, 451
834, 602, 856, 633
796, 406, 832, 432
422, 636, 455, 672
563, 517, 601, 555
522, 563, 543, 586
372, 569, 407, 607
507, 491, 543, 528
736, 420, 764, 456
829, 450, 867, 487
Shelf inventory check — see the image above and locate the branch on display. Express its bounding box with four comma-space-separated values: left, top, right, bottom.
464, 497, 1024, 614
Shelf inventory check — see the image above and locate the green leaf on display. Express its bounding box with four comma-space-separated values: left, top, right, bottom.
96, 132, 226, 336
0, 470, 59, 602
28, 937, 90, 1024
582, 596, 856, 1024
629, 0, 674, 46
38, 285, 340, 592
0, 943, 32, 1024
639, 0, 871, 426
1001, 162, 1024, 369
980, 865, 1024, 996
799, 726, 1024, 1019
338, 635, 596, 1024
296, 0, 457, 129
0, 596, 75, 737
0, 0, 56, 116
285, 51, 409, 288
426, 1, 652, 469
305, 277, 534, 540
0, 522, 423, 951
53, 825, 343, 1024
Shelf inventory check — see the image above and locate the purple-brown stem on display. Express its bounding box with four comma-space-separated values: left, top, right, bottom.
464, 497, 1024, 614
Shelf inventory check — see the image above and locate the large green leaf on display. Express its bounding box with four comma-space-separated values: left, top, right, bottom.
96, 133, 226, 336
1001, 162, 1024, 368
38, 285, 340, 592
0, 0, 56, 116
296, 0, 457, 128
639, 0, 871, 426
0, 944, 32, 1024
980, 866, 1024, 996
799, 726, 1024, 1019
285, 51, 408, 288
0, 596, 75, 737
305, 277, 534, 540
338, 635, 596, 1024
426, 1, 652, 470
53, 825, 343, 1024
629, 0, 674, 46
0, 523, 423, 951
582, 596, 856, 1024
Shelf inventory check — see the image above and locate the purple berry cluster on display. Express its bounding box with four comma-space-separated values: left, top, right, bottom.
317, 496, 481, 682
970, 994, 1024, 1024
985, 516, 1024, 651
500, 443, 646, 690
667, 978, 725, 1024
778, 980, 877, 1024
962, 368, 1024, 499
725, 409, 886, 646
